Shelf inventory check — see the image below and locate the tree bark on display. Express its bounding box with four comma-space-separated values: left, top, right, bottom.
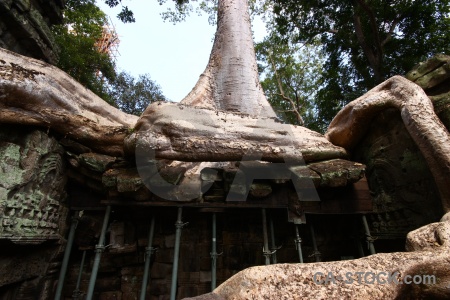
125, 102, 347, 163
180, 0, 276, 118
0, 48, 138, 157
326, 76, 450, 212
126, 0, 348, 163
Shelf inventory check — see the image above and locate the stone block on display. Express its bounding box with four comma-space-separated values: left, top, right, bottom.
222, 231, 240, 244
150, 262, 173, 279
155, 248, 174, 263
95, 275, 121, 292
197, 283, 211, 296
121, 268, 143, 294
149, 279, 170, 296
178, 285, 199, 299
150, 295, 170, 300
164, 234, 176, 248
200, 271, 212, 283
121, 266, 144, 276
99, 291, 123, 300
109, 252, 141, 267
199, 256, 211, 271
122, 292, 139, 300
180, 244, 200, 272
190, 271, 200, 282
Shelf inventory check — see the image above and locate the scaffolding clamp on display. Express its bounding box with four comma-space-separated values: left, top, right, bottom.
270, 244, 282, 253
309, 250, 322, 259
145, 246, 158, 258
210, 251, 223, 259
175, 221, 189, 229
262, 246, 277, 260
294, 236, 302, 250
365, 234, 378, 250
95, 243, 112, 253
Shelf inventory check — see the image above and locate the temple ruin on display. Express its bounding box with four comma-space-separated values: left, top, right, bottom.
0, 0, 449, 299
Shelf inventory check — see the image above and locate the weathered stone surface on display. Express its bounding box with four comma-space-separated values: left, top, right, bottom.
0, 125, 67, 244
0, 244, 62, 291
305, 159, 365, 188
79, 152, 117, 173
0, 125, 69, 298
326, 75, 450, 212
406, 54, 450, 91
186, 217, 450, 300
354, 109, 443, 238
0, 48, 138, 156
406, 54, 450, 131
0, 0, 64, 64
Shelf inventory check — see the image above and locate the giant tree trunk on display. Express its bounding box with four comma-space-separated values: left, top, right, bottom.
125, 0, 347, 162
180, 0, 276, 118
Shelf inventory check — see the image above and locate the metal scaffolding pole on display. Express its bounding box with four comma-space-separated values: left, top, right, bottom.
261, 208, 271, 265
86, 206, 111, 300
211, 213, 218, 291
269, 216, 277, 264
140, 216, 156, 300
170, 207, 187, 300
72, 250, 86, 300
362, 214, 376, 255
310, 224, 321, 262
294, 225, 304, 263
55, 211, 79, 300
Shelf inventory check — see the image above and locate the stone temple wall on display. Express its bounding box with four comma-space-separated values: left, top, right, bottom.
57, 208, 379, 300
0, 125, 69, 299
0, 0, 64, 64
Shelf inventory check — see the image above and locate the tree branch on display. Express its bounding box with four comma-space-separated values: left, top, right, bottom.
353, 0, 384, 82
381, 18, 400, 47
268, 53, 305, 126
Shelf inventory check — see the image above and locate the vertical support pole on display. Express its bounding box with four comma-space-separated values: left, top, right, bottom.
269, 216, 277, 264
86, 205, 111, 300
140, 216, 156, 300
309, 224, 321, 262
210, 213, 217, 291
356, 238, 365, 258
55, 211, 79, 300
72, 250, 86, 300
261, 208, 271, 265
170, 207, 187, 300
294, 225, 304, 263
362, 214, 376, 255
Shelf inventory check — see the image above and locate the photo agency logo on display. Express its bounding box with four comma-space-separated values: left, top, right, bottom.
133, 103, 321, 202
312, 271, 437, 285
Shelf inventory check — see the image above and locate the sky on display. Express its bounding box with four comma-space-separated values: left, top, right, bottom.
96, 0, 267, 102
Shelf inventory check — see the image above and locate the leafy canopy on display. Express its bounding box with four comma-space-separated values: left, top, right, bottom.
53, 0, 116, 103
256, 33, 326, 132
272, 0, 450, 126
109, 72, 166, 116
100, 0, 449, 128
53, 0, 167, 115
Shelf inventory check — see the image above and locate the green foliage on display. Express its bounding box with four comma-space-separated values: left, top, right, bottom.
53, 0, 167, 115
256, 33, 327, 132
105, 0, 136, 23
272, 0, 450, 127
52, 0, 116, 103
109, 72, 166, 116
